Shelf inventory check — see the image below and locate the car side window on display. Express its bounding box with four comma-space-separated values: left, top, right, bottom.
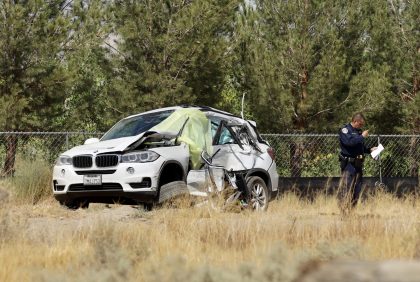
219, 127, 235, 145
211, 120, 219, 138
209, 117, 237, 145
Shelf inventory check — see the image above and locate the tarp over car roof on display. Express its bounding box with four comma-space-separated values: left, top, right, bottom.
151, 108, 213, 169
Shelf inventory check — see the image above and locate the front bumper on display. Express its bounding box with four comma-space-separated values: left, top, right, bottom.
54, 190, 157, 204
52, 161, 164, 204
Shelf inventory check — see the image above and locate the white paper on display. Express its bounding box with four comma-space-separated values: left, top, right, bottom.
371, 144, 384, 160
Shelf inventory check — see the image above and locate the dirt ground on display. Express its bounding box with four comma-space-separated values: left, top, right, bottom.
2, 191, 420, 282
24, 204, 148, 241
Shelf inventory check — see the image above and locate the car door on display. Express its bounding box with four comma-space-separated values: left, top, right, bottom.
209, 118, 268, 171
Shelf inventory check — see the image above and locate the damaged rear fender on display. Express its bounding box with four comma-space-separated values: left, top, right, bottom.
245, 168, 272, 191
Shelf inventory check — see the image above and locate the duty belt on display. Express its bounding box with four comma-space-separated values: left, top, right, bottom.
339, 153, 364, 163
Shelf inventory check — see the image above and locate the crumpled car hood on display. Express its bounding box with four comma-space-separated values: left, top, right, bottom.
61, 134, 146, 157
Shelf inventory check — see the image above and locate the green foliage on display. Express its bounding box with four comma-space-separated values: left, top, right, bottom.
0, 0, 71, 130
61, 48, 116, 132
0, 0, 418, 134
58, 1, 116, 132
108, 0, 240, 116
301, 153, 339, 177
215, 76, 255, 120
0, 0, 110, 131
233, 0, 419, 133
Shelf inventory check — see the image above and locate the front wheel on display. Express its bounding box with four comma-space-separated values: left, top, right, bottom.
158, 181, 189, 204
246, 176, 269, 211
60, 200, 89, 210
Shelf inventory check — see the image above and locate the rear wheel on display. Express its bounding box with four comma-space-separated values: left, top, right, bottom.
246, 176, 269, 211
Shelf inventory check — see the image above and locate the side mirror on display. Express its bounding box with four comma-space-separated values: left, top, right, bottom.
84, 138, 100, 145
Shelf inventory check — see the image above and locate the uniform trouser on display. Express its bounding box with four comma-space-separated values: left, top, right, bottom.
339, 160, 363, 208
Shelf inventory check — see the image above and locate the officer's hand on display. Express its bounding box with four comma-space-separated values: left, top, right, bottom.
370, 147, 377, 152
362, 130, 369, 138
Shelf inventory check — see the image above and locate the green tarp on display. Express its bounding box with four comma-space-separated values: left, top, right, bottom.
151, 108, 213, 169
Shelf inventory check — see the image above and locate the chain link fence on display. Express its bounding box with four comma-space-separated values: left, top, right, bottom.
263, 134, 420, 178
0, 132, 419, 178
0, 132, 102, 177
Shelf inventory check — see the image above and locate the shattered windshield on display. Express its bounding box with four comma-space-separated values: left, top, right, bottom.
101, 110, 175, 141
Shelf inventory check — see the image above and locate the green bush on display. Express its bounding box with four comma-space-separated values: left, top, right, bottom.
301, 153, 340, 177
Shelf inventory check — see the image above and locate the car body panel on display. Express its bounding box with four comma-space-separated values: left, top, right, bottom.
211, 144, 272, 171
64, 135, 143, 156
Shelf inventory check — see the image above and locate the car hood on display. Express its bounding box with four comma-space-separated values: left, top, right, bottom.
62, 134, 145, 157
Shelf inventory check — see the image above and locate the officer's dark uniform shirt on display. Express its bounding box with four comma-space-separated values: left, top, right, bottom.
339, 123, 371, 157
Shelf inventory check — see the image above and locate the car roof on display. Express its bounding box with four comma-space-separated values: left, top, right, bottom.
124, 105, 242, 120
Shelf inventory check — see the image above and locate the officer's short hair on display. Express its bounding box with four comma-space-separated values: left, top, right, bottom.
352, 112, 365, 122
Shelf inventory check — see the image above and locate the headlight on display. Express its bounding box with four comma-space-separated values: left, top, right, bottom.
121, 151, 160, 163
56, 155, 73, 166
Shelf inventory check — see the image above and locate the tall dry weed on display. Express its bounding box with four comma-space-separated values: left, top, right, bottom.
1, 192, 420, 281
7, 157, 52, 204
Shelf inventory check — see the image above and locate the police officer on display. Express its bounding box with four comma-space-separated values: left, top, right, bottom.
338, 113, 376, 213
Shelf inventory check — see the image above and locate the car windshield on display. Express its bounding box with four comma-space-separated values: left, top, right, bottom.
101, 110, 175, 141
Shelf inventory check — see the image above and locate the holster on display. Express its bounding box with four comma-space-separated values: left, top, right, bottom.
354, 157, 364, 169
339, 154, 364, 170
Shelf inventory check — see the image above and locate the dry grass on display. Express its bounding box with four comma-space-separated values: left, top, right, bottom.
3, 157, 52, 204
1, 189, 420, 281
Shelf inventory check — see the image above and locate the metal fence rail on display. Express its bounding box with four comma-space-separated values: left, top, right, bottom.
263, 134, 420, 178
0, 132, 419, 178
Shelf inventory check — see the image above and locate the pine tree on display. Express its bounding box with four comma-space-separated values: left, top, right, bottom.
234, 0, 352, 132
58, 0, 115, 132
0, 0, 107, 175
108, 0, 240, 116
391, 0, 420, 134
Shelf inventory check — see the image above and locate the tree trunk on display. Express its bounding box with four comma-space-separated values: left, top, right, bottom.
2, 135, 18, 177
409, 136, 419, 177
290, 141, 304, 177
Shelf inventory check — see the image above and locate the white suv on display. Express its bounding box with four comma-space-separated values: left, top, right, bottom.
52, 106, 279, 210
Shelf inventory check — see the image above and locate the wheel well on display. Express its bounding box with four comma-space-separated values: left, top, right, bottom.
158, 162, 185, 187
247, 170, 271, 189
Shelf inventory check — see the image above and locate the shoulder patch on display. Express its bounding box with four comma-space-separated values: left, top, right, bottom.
341, 128, 348, 134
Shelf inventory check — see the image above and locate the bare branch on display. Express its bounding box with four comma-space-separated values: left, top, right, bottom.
310, 94, 351, 118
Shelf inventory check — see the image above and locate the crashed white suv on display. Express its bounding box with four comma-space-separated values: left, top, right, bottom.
53, 106, 279, 210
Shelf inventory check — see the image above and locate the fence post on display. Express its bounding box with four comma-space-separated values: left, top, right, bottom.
2, 133, 18, 177
378, 135, 383, 183
409, 135, 419, 177
66, 132, 69, 151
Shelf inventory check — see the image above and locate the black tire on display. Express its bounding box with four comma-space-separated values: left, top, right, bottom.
60, 200, 89, 210
158, 181, 189, 204
246, 176, 269, 211
80, 200, 89, 209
